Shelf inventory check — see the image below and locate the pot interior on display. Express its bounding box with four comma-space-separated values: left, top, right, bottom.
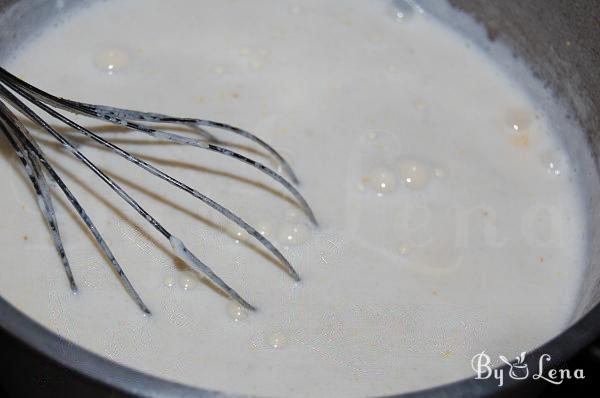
0, 0, 599, 396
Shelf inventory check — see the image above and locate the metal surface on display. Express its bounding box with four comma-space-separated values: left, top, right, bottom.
0, 0, 599, 397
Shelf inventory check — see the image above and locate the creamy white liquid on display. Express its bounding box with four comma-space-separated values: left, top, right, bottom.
0, 0, 587, 396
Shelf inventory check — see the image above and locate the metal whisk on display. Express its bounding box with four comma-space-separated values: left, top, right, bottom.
0, 67, 317, 314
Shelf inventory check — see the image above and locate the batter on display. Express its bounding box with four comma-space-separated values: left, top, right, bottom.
0, 0, 587, 396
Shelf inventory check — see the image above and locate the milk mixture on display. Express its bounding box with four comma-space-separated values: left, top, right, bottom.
0, 0, 587, 396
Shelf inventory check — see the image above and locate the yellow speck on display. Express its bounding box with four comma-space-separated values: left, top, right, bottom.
441, 350, 453, 358
214, 65, 225, 75
249, 59, 263, 70
510, 132, 530, 148
414, 99, 426, 111
196, 96, 205, 104
368, 34, 383, 44
397, 243, 410, 255
565, 40, 572, 47
387, 64, 400, 74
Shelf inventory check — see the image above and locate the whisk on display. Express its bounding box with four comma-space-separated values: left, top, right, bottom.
0, 66, 317, 314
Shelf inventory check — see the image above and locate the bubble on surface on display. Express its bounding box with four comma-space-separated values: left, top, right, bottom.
163, 275, 176, 288
255, 220, 273, 238
225, 223, 249, 244
227, 301, 249, 322
398, 159, 431, 190
541, 151, 562, 176
178, 271, 199, 291
388, 0, 420, 22
266, 331, 288, 349
277, 222, 310, 246
364, 167, 397, 196
93, 49, 129, 75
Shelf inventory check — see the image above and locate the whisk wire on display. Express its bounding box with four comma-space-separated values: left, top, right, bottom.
0, 69, 316, 225
0, 66, 316, 313
0, 68, 299, 184
5, 79, 300, 282
0, 111, 77, 292
0, 101, 151, 313
0, 84, 255, 311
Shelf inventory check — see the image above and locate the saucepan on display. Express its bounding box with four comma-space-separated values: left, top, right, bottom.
0, 0, 599, 396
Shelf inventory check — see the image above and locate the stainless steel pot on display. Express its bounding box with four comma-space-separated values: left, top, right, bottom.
1, 0, 599, 397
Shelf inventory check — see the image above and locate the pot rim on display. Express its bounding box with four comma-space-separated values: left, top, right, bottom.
1, 0, 598, 396
0, 293, 598, 398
